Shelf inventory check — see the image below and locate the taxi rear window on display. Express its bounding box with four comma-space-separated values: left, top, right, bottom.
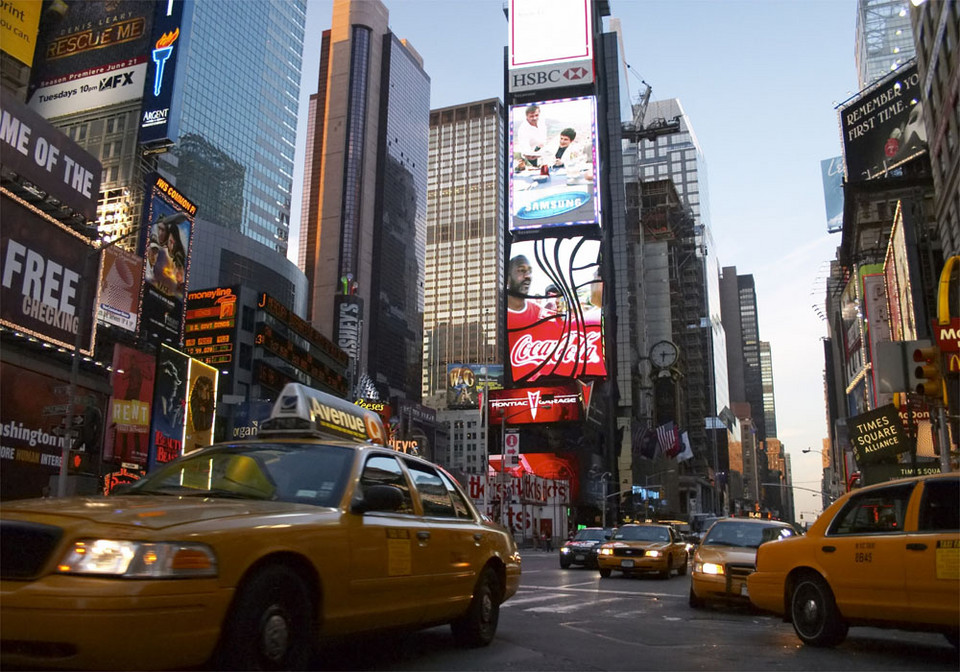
828, 483, 914, 535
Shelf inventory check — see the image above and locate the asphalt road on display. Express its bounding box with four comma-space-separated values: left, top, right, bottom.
312, 549, 959, 671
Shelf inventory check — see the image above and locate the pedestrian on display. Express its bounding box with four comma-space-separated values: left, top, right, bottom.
533, 528, 540, 551
544, 530, 552, 552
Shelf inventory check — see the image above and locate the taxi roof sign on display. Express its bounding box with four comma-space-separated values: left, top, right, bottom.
261, 383, 386, 444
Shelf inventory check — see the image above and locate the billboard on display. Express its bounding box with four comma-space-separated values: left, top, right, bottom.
839, 62, 927, 182
138, 173, 196, 345
510, 96, 600, 231
506, 236, 605, 383
508, 0, 593, 92
884, 203, 919, 341
1, 191, 100, 355
1, 0, 42, 67
103, 344, 155, 469
97, 245, 142, 332
820, 156, 844, 233
185, 286, 238, 366
27, 0, 153, 118
183, 358, 217, 454
447, 364, 504, 410
139, 0, 191, 146
149, 344, 189, 468
1, 88, 102, 220
489, 384, 584, 425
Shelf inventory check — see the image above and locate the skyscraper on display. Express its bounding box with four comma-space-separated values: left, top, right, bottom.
300, 0, 430, 402
422, 99, 505, 408
760, 340, 777, 439
855, 0, 916, 89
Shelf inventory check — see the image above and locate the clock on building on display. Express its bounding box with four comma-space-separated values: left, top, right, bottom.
650, 340, 679, 369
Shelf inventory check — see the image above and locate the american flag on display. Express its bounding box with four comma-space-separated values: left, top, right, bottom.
656, 421, 679, 458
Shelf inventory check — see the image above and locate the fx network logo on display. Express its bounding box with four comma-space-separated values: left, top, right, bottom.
99, 72, 134, 91
151, 28, 180, 96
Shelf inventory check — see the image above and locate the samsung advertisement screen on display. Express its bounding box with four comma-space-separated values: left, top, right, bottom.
510, 96, 601, 231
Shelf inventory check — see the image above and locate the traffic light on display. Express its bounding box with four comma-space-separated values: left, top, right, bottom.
67, 450, 91, 474
912, 345, 943, 399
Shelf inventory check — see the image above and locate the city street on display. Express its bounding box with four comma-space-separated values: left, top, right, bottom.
312, 550, 960, 671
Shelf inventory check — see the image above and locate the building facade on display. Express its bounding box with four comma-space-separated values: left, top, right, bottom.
299, 0, 429, 402
855, 0, 916, 89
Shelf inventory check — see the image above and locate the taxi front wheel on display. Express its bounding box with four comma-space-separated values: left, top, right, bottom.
789, 574, 848, 647
215, 565, 314, 670
451, 567, 500, 647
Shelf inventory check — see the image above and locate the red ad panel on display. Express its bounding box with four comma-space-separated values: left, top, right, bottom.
103, 344, 156, 468
489, 385, 583, 425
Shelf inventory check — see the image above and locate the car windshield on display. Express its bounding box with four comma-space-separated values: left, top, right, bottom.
702, 521, 795, 548
574, 529, 609, 542
123, 443, 354, 506
616, 526, 669, 542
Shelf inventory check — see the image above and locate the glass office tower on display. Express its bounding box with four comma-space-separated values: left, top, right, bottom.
158, 0, 306, 257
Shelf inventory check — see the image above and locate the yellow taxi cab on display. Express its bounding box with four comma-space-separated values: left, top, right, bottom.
596, 523, 688, 579
689, 517, 800, 608
747, 473, 959, 648
0, 383, 521, 670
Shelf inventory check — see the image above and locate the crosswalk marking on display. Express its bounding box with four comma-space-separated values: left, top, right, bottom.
524, 597, 623, 614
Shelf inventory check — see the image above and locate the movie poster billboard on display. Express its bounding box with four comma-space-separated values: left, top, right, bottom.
148, 344, 189, 469
508, 0, 593, 92
97, 246, 143, 332
447, 364, 504, 409
0, 192, 100, 355
103, 344, 155, 469
0, 362, 106, 501
506, 236, 605, 383
510, 96, 600, 231
839, 62, 927, 182
27, 0, 153, 119
138, 173, 196, 345
184, 358, 217, 454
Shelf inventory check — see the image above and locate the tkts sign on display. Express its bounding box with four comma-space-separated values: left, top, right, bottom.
488, 385, 583, 425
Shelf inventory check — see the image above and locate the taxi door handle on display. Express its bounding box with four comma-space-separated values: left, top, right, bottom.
906, 543, 927, 551
821, 545, 836, 553
473, 533, 483, 542
416, 531, 431, 541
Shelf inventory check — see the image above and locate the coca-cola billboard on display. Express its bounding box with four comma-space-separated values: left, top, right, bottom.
506, 236, 605, 383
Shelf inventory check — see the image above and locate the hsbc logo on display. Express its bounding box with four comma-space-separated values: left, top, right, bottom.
509, 60, 594, 92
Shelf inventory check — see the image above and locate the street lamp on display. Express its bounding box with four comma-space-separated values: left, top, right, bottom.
600, 472, 612, 528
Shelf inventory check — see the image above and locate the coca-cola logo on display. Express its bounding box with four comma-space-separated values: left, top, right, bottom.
510, 331, 602, 368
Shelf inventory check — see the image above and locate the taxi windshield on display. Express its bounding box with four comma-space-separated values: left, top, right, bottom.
703, 521, 795, 548
124, 443, 354, 506
574, 529, 609, 542
616, 526, 670, 542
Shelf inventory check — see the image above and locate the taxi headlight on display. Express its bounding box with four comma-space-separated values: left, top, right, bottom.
599, 547, 614, 556
560, 546, 571, 554
57, 540, 218, 578
645, 550, 662, 558
694, 561, 724, 575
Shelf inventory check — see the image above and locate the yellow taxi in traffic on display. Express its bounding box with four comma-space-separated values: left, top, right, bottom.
747, 473, 959, 648
596, 523, 688, 579
0, 384, 521, 670
689, 517, 800, 608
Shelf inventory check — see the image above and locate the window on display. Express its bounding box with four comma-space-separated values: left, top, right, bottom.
358, 455, 414, 514
918, 478, 959, 531
828, 484, 914, 535
437, 470, 472, 519
404, 460, 456, 518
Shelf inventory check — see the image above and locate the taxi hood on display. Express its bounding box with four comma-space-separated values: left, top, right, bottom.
695, 543, 759, 566
0, 495, 328, 531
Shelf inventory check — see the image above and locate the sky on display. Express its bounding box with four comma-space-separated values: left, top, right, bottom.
289, 0, 862, 522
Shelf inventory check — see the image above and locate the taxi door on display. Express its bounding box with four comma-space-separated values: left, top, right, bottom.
342, 454, 430, 631
904, 476, 960, 626
401, 459, 485, 622
816, 483, 914, 619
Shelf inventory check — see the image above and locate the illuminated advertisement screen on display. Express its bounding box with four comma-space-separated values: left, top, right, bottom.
97, 246, 143, 333
489, 385, 583, 425
148, 344, 189, 468
510, 96, 600, 231
506, 236, 605, 383
184, 358, 217, 455
839, 63, 927, 182
103, 344, 156, 469
138, 173, 196, 345
507, 0, 593, 92
884, 204, 918, 341
820, 156, 844, 233
185, 286, 238, 365
139, 0, 190, 146
447, 364, 504, 410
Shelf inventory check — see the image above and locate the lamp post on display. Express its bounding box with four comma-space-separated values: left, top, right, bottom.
600, 472, 612, 528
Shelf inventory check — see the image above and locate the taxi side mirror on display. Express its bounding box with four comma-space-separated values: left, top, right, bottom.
351, 484, 405, 514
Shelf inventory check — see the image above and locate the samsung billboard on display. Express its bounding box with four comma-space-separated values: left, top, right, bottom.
508, 0, 593, 93
510, 96, 600, 231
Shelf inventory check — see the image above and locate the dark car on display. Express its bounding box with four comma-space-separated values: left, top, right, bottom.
559, 527, 614, 568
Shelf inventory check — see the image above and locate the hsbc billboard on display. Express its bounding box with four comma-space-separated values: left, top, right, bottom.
508, 0, 594, 93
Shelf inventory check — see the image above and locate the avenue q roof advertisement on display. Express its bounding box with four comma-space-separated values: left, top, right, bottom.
506, 236, 605, 384
508, 0, 593, 92
27, 0, 154, 119
838, 62, 927, 182
1, 190, 100, 355
510, 96, 600, 231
